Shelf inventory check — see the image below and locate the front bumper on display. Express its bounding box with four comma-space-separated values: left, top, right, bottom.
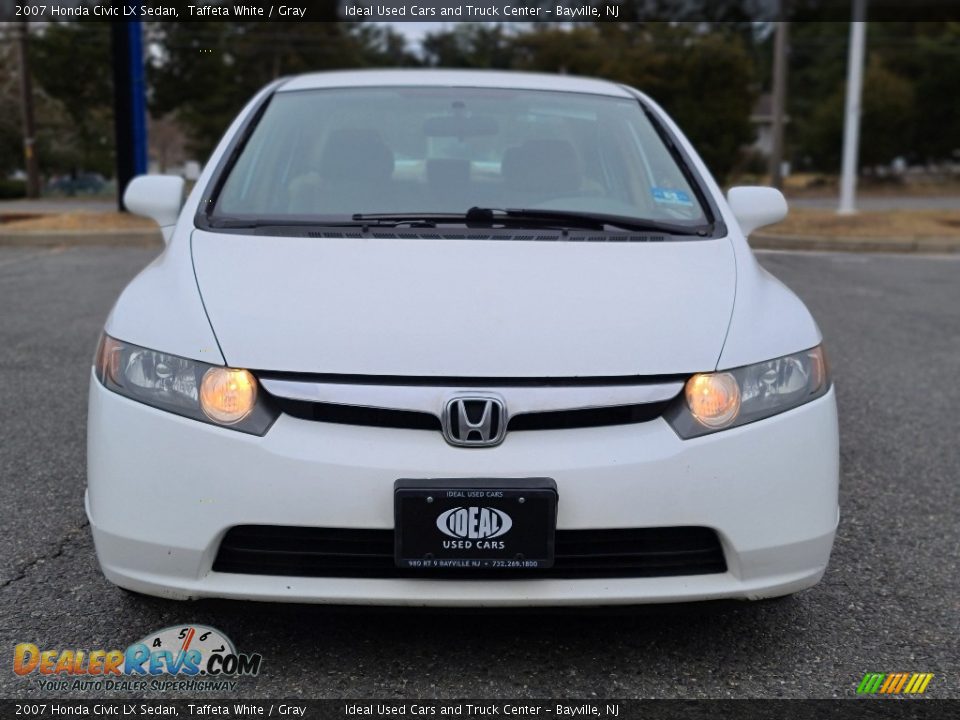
86, 374, 840, 605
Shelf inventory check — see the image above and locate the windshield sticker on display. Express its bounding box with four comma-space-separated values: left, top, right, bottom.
651, 188, 695, 207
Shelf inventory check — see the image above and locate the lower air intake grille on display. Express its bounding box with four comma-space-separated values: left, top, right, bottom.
213, 526, 726, 580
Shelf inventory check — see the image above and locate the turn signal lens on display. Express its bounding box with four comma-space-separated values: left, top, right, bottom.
94, 334, 124, 386
200, 367, 258, 425
685, 372, 741, 429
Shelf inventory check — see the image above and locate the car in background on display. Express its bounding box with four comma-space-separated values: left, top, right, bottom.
46, 172, 108, 196
87, 70, 839, 605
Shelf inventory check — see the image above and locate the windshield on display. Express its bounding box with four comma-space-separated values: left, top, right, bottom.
211, 86, 710, 230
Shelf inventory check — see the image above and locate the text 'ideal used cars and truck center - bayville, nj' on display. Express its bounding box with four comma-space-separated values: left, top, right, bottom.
343, 4, 618, 17
21, 3, 616, 18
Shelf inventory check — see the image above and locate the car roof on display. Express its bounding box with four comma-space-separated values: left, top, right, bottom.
277, 69, 635, 98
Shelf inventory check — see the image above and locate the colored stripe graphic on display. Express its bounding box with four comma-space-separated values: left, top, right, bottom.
857, 673, 886, 694
879, 673, 899, 693
858, 672, 933, 695
883, 673, 910, 694
904, 673, 934, 694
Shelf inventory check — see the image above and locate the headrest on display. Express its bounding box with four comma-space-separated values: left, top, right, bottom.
501, 139, 581, 194
318, 128, 394, 183
426, 158, 470, 188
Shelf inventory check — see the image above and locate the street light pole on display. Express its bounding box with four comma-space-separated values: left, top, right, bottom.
16, 22, 41, 199
112, 20, 149, 211
838, 0, 867, 215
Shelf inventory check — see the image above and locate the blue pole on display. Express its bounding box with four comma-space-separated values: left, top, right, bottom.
128, 20, 148, 175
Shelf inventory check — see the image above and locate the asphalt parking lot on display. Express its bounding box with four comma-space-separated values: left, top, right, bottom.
1, 245, 957, 699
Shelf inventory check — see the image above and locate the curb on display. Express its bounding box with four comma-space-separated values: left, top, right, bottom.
0, 229, 162, 248
750, 233, 960, 254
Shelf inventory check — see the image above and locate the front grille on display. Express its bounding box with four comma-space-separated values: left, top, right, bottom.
271, 398, 442, 431
258, 373, 684, 434
508, 402, 670, 431
271, 398, 670, 432
213, 526, 727, 580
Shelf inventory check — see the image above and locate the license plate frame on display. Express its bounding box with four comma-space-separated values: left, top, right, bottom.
394, 478, 558, 570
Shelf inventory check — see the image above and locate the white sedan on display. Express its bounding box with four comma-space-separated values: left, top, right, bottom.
87, 70, 838, 605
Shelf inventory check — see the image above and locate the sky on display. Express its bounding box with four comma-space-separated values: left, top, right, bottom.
381, 21, 457, 47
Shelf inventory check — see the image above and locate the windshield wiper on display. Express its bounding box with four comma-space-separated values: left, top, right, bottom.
352, 209, 570, 230
498, 208, 709, 236
353, 208, 710, 236
211, 209, 710, 236
208, 216, 439, 230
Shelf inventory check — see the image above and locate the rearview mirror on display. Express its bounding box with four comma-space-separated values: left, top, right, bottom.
423, 115, 499, 138
726, 186, 788, 236
123, 175, 185, 244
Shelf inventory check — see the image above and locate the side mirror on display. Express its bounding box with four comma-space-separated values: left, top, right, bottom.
123, 175, 185, 243
726, 186, 788, 236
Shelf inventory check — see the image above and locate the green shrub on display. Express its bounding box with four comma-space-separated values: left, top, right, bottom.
0, 179, 26, 199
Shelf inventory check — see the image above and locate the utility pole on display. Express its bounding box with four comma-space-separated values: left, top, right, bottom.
769, 19, 789, 190
838, 0, 867, 215
16, 22, 41, 199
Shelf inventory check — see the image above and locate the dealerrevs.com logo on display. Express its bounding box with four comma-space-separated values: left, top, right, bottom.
13, 625, 262, 693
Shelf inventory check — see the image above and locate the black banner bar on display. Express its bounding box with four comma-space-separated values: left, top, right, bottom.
2, 0, 959, 23
0, 700, 956, 720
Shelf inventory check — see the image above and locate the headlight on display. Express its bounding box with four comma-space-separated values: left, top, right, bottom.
684, 372, 741, 428
200, 367, 258, 424
665, 346, 830, 439
94, 334, 276, 435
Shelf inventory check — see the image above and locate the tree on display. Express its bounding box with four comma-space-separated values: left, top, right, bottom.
504, 23, 757, 181
911, 23, 960, 162
29, 22, 115, 177
422, 24, 516, 68
148, 21, 418, 160
651, 31, 757, 182
797, 54, 915, 171
786, 13, 957, 172
0, 37, 23, 179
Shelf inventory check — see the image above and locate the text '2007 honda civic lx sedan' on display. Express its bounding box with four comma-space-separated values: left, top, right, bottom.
87, 70, 839, 606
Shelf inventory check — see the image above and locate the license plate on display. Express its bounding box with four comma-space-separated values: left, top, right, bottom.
394, 478, 558, 570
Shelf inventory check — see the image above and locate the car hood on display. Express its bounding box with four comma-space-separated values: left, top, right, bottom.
191, 230, 735, 377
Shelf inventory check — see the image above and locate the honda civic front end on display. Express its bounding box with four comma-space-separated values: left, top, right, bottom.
86, 70, 839, 605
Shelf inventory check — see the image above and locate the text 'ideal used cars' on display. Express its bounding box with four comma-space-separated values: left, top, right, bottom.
88, 70, 839, 605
